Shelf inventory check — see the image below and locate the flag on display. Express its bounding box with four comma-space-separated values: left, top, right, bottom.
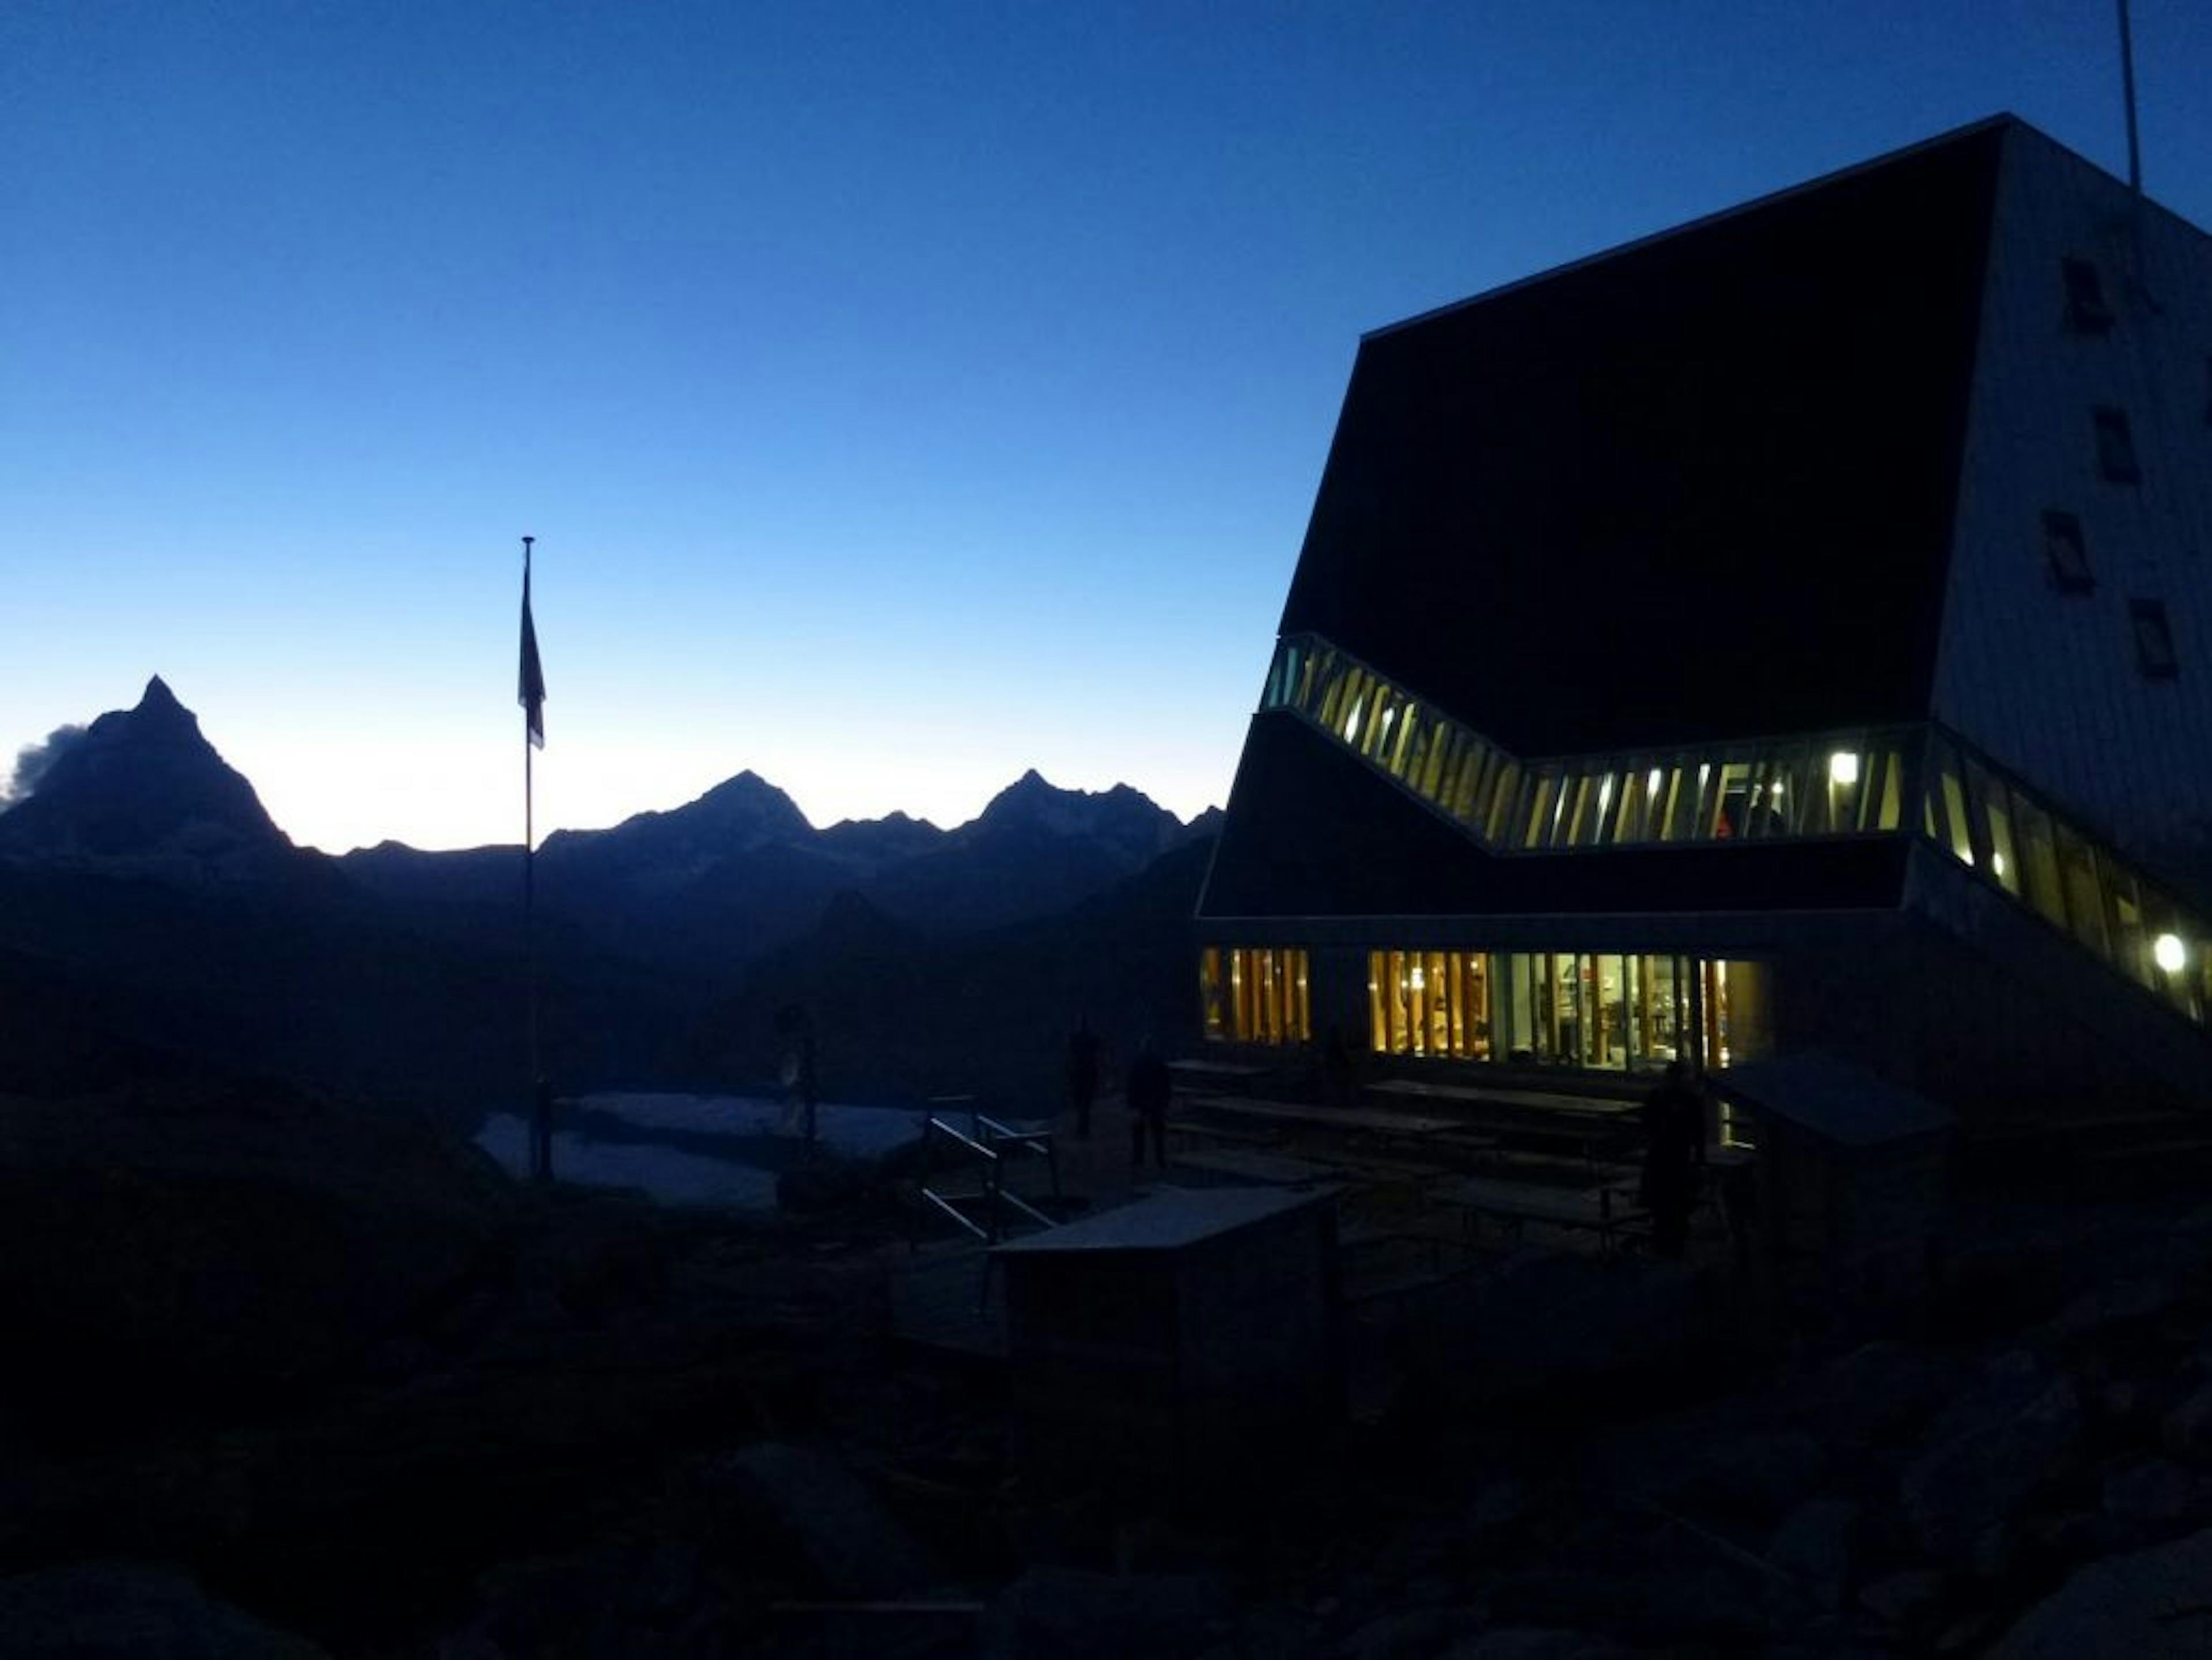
519, 557, 546, 749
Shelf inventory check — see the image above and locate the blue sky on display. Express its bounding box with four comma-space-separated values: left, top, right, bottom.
5, 2, 2207, 852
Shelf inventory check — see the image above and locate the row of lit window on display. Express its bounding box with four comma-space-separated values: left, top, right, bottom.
1197, 947, 1311, 1046
1365, 947, 1756, 1075
1199, 943, 1756, 1072
1922, 733, 2209, 1022
1262, 631, 2208, 1029
1263, 635, 1907, 852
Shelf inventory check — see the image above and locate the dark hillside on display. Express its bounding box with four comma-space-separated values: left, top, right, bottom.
688, 836, 1214, 1112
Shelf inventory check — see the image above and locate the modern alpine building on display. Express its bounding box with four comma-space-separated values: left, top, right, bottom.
1195, 115, 2212, 1125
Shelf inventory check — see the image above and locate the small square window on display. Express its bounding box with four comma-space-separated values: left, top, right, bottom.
2094, 407, 2141, 483
2063, 257, 2113, 333
2041, 510, 2094, 593
2130, 599, 2178, 680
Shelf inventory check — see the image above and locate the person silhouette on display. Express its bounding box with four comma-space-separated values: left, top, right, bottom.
1126, 1037, 1172, 1173
1639, 1058, 1706, 1259
775, 1005, 819, 1146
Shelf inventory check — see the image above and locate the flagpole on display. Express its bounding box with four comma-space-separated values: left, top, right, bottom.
2117, 0, 2142, 196
521, 534, 544, 1182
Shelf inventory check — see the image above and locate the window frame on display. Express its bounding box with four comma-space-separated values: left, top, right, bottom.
2130, 598, 2179, 680
2061, 256, 2114, 334
2094, 406, 2142, 484
2041, 509, 2095, 593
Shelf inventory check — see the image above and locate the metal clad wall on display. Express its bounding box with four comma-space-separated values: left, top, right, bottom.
1934, 127, 2212, 883
1275, 123, 2002, 756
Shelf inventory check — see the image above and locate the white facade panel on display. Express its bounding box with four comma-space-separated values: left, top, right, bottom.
1934, 126, 2212, 897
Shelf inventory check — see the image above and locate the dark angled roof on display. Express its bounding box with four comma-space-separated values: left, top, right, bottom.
1196, 714, 1908, 920
1279, 118, 2009, 756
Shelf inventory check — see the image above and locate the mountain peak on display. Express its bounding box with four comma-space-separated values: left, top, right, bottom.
963, 770, 1181, 863
688, 770, 810, 834
0, 679, 287, 869
129, 673, 201, 739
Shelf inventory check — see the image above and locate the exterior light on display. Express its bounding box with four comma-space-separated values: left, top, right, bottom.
1991, 852, 2007, 878
1698, 764, 1711, 787
2155, 933, 2187, 975
1829, 751, 1860, 786
1771, 780, 1786, 798
1647, 768, 1662, 796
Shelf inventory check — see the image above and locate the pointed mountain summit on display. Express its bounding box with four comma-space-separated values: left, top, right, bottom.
966, 770, 1184, 865
540, 769, 813, 878
0, 677, 289, 870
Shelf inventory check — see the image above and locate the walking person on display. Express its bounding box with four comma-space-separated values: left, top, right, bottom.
775, 1005, 820, 1147
1127, 1037, 1171, 1173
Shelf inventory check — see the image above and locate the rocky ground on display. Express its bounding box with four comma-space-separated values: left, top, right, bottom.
6, 1077, 2212, 1656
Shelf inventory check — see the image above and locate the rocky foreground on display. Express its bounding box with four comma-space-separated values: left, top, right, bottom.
5, 1079, 2212, 1656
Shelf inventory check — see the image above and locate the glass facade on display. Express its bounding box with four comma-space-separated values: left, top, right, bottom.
1259, 630, 2210, 1031
1199, 946, 1312, 1045
1229, 632, 2211, 1095
1263, 634, 1907, 854
1368, 950, 1766, 1072
1921, 734, 2210, 1024
1367, 949, 1493, 1059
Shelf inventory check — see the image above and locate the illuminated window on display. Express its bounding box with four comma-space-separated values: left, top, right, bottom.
2094, 407, 2141, 483
2131, 599, 2178, 680
1198, 949, 1225, 1040
2054, 825, 2109, 956
2062, 256, 2113, 333
2010, 796, 2069, 929
1925, 737, 1976, 866
1205, 948, 1310, 1045
2103, 867, 2153, 988
1964, 759, 2020, 897
1266, 632, 1926, 860
2041, 510, 2094, 593
1368, 949, 1491, 1059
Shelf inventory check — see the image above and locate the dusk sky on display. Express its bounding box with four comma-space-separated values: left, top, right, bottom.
6, 2, 2209, 854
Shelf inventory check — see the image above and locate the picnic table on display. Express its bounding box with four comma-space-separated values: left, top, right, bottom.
1368, 1078, 1640, 1119
1167, 1058, 1272, 1083
1431, 1174, 1650, 1256
1188, 1094, 1462, 1138
1170, 1147, 1341, 1187
1368, 1079, 1643, 1166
